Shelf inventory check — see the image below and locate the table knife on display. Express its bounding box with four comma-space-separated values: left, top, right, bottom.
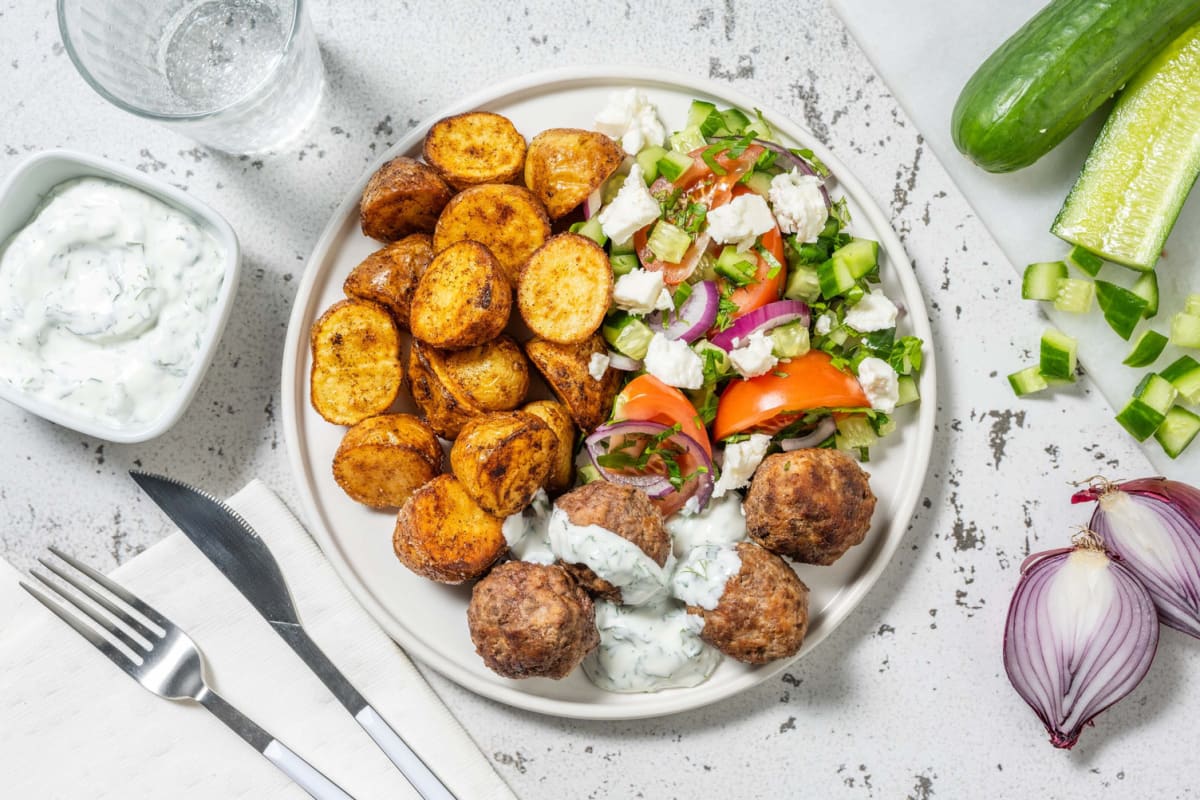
130, 471, 456, 800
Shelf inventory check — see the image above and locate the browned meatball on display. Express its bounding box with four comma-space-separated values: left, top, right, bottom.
554, 481, 669, 602
467, 561, 599, 679
688, 542, 809, 664
743, 449, 876, 565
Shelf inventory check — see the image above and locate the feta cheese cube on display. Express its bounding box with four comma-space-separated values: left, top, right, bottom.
643, 332, 704, 389
769, 169, 827, 243
705, 194, 775, 251
843, 289, 899, 333
857, 356, 900, 413
612, 267, 666, 314
595, 89, 667, 155
588, 351, 611, 381
728, 330, 778, 378
814, 313, 835, 336
713, 433, 771, 498
598, 163, 661, 246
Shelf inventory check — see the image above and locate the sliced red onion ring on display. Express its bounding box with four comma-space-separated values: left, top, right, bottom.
715, 137, 833, 211
1073, 476, 1200, 638
584, 420, 714, 508
709, 299, 810, 352
779, 417, 837, 451
606, 351, 643, 372
583, 187, 604, 220
648, 280, 719, 342
1003, 533, 1158, 750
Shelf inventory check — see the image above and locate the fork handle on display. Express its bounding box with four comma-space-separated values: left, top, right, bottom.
199, 689, 354, 800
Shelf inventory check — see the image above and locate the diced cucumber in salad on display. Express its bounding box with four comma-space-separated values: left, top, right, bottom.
582, 92, 924, 516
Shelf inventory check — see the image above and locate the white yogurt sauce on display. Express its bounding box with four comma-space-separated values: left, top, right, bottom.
582, 597, 720, 693
0, 177, 225, 428
547, 506, 672, 606
501, 489, 556, 565
667, 493, 749, 558
671, 544, 742, 610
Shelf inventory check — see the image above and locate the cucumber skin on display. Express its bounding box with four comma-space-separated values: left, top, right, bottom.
951, 0, 1200, 173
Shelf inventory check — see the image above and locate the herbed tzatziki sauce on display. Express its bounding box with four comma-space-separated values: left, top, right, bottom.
583, 598, 720, 693
0, 177, 225, 428
671, 544, 743, 611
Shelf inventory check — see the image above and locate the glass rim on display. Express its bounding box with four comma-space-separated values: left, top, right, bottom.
56, 0, 308, 123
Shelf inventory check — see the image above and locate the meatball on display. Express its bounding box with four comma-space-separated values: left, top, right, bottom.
688, 541, 809, 664
553, 481, 669, 602
743, 449, 876, 565
467, 561, 599, 679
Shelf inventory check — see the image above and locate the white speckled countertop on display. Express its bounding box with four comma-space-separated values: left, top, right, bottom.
3, 1, 1198, 798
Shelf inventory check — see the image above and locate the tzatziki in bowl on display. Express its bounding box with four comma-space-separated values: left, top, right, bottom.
0, 150, 239, 442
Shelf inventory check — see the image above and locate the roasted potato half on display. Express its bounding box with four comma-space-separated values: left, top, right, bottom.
409, 240, 511, 350
524, 128, 624, 219
433, 184, 550, 286
524, 334, 620, 432
518, 233, 612, 344
408, 339, 480, 438
393, 474, 507, 583
441, 335, 530, 411
423, 111, 526, 190
333, 413, 442, 509
522, 400, 576, 492
342, 233, 434, 329
450, 411, 556, 517
360, 156, 453, 242
310, 300, 402, 426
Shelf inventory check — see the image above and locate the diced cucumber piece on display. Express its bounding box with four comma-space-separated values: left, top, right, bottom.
1155, 406, 1200, 459
1095, 279, 1148, 340
610, 253, 639, 277
818, 257, 856, 299
610, 236, 637, 256
1022, 261, 1068, 300
1187, 294, 1200, 316
1054, 277, 1095, 313
1136, 372, 1179, 414
1118, 372, 1179, 439
720, 107, 751, 135
657, 150, 695, 183
577, 463, 601, 484
1008, 365, 1049, 397
646, 220, 691, 264
742, 170, 774, 198
572, 217, 608, 248
1039, 328, 1077, 380
826, 326, 849, 347
896, 374, 920, 406
1170, 312, 1200, 349
693, 340, 733, 381
783, 263, 820, 303
714, 245, 757, 286
669, 125, 707, 154
831, 238, 879, 280
686, 100, 724, 136
602, 314, 654, 360
1132, 271, 1159, 318
769, 322, 810, 359
1161, 355, 1200, 404
1123, 329, 1168, 367
635, 145, 668, 184
1066, 245, 1104, 277
744, 110, 773, 141
835, 415, 877, 450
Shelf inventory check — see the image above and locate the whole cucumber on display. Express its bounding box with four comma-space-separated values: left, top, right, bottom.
951, 0, 1200, 173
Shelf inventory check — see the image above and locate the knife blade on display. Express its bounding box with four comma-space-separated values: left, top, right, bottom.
130, 471, 457, 800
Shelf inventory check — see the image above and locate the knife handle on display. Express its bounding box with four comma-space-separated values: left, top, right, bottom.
355, 706, 457, 800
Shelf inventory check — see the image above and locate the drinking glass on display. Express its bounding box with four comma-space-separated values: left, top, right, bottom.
58, 0, 324, 154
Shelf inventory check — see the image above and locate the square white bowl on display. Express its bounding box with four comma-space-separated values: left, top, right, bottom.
0, 150, 240, 443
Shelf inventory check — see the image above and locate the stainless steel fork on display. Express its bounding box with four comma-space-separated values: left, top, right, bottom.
21, 546, 355, 800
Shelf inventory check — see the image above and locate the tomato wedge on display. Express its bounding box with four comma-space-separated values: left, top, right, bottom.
712, 351, 870, 440
612, 374, 712, 457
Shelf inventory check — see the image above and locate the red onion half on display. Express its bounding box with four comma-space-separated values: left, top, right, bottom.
709, 299, 810, 352
1004, 533, 1159, 749
1073, 477, 1200, 638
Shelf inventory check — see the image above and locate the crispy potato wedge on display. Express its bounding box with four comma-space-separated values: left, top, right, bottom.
524, 128, 624, 219
393, 474, 506, 583
522, 400, 576, 492
342, 233, 434, 328
518, 233, 612, 344
524, 334, 620, 432
408, 339, 479, 438
441, 335, 530, 411
409, 240, 511, 349
310, 300, 402, 426
360, 156, 453, 242
450, 412, 556, 517
423, 111, 526, 190
333, 414, 442, 509
433, 184, 550, 286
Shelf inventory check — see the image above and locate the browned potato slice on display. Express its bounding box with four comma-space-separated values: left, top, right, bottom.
408, 339, 479, 438
441, 335, 530, 411
409, 240, 511, 350
433, 184, 550, 285
450, 412, 556, 517
393, 474, 506, 583
332, 414, 442, 509
518, 233, 612, 344
310, 300, 402, 426
342, 233, 434, 328
423, 111, 527, 190
524, 334, 620, 432
360, 156, 453, 242
524, 128, 623, 219
522, 400, 576, 492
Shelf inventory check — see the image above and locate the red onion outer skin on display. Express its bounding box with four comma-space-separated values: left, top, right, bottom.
1003, 546, 1159, 749
1074, 478, 1200, 638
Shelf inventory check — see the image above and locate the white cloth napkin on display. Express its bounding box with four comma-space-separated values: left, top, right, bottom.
0, 480, 516, 800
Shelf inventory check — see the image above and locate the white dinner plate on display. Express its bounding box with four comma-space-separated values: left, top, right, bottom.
281, 67, 937, 720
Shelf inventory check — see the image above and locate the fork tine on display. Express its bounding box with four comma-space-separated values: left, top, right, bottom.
20, 581, 140, 674
30, 569, 148, 655
39, 556, 161, 643
48, 545, 169, 630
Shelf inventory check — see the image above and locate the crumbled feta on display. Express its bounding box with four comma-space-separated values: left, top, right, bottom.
769, 169, 827, 242
654, 287, 675, 311
598, 163, 661, 246
857, 356, 900, 413
705, 193, 775, 251
728, 330, 778, 378
612, 267, 665, 314
644, 332, 704, 389
594, 89, 667, 156
843, 289, 899, 332
814, 313, 835, 336
588, 351, 611, 381
713, 433, 771, 498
